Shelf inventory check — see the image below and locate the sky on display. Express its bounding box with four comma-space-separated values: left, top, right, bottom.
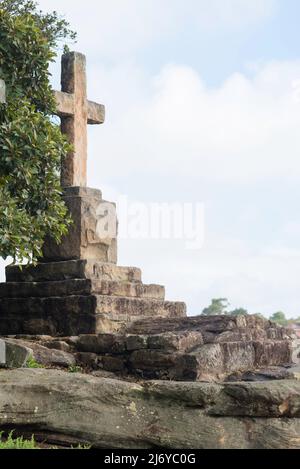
2, 0, 300, 318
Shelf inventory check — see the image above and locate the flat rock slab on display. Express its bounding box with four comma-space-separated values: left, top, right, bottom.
0, 369, 299, 449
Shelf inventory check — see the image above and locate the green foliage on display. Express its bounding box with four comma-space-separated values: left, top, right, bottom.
202, 298, 229, 316
72, 443, 92, 450
270, 311, 288, 326
229, 308, 249, 317
0, 431, 38, 449
26, 355, 44, 368
0, 0, 75, 263
68, 364, 83, 373
254, 313, 266, 320
0, 431, 91, 449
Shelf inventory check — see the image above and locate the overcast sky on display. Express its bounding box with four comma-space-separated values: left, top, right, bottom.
2, 0, 300, 318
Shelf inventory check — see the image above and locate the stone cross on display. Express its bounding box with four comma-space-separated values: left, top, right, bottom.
0, 79, 6, 103
55, 52, 105, 187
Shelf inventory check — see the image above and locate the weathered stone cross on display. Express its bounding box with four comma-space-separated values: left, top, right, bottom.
55, 52, 105, 187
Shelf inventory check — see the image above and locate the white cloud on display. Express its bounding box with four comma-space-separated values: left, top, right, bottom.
37, 0, 277, 58
86, 60, 300, 186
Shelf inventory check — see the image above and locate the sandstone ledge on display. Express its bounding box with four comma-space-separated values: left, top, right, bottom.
0, 369, 299, 449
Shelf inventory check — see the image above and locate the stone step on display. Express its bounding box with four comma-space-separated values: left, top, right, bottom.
6, 260, 142, 283
92, 280, 165, 300
0, 296, 186, 336
95, 296, 186, 319
0, 279, 165, 300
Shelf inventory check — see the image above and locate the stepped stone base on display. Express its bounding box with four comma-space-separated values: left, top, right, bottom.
0, 186, 186, 335
0, 260, 186, 336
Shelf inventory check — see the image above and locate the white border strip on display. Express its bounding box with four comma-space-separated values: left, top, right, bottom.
0, 79, 6, 103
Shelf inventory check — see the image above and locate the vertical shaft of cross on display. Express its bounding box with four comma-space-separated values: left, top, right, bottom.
60, 52, 88, 187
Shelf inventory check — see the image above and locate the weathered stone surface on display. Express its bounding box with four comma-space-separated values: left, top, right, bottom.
0, 279, 164, 300
54, 52, 105, 187
101, 355, 126, 372
126, 334, 148, 351
75, 352, 101, 369
42, 188, 118, 263
77, 334, 126, 354
226, 367, 296, 382
209, 380, 300, 418
43, 340, 71, 353
4, 339, 76, 368
0, 295, 97, 335
0, 294, 185, 336
93, 280, 165, 299
0, 369, 299, 449
95, 296, 186, 318
254, 340, 292, 366
127, 340, 293, 382
0, 279, 92, 298
90, 369, 118, 379
147, 331, 203, 352
6, 260, 142, 283
0, 339, 32, 368
126, 315, 294, 342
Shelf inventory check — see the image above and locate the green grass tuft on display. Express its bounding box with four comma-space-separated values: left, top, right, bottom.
26, 356, 44, 369
0, 431, 38, 449
68, 365, 83, 373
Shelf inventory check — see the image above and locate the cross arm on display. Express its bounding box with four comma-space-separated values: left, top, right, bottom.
54, 90, 74, 117
54, 91, 105, 125
87, 100, 105, 125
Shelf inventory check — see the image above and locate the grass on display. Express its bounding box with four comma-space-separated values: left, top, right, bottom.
26, 356, 44, 369
68, 365, 83, 373
0, 431, 91, 450
0, 432, 38, 449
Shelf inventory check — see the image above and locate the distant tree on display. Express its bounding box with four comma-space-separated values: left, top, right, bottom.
253, 313, 266, 320
202, 298, 229, 316
270, 312, 288, 326
229, 308, 248, 317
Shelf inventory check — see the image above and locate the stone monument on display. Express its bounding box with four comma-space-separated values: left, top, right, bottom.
0, 56, 299, 451
0, 52, 186, 336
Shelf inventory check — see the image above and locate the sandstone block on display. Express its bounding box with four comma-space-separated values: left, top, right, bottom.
75, 352, 101, 369
77, 334, 126, 354
0, 339, 32, 369
95, 296, 186, 318
6, 260, 142, 283
5, 339, 76, 368
147, 330, 203, 352
42, 187, 118, 263
126, 335, 148, 351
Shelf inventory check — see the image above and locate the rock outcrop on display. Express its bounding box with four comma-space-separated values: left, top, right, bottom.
0, 369, 299, 449
2, 315, 296, 382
